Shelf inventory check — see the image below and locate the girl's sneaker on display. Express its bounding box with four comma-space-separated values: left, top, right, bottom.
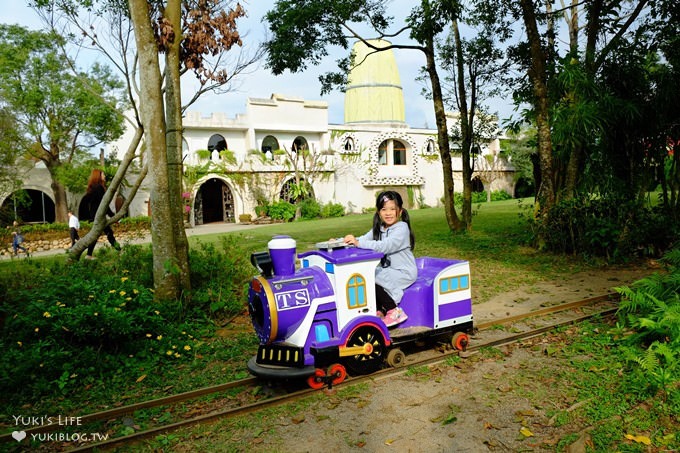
383, 307, 408, 328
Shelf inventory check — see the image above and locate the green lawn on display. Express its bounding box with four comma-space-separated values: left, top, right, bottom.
189, 199, 579, 303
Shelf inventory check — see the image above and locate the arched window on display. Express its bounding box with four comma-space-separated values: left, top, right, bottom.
182, 139, 190, 167
261, 135, 279, 153
425, 139, 436, 155
377, 139, 407, 166
393, 140, 406, 165
346, 274, 367, 309
344, 137, 354, 152
292, 136, 309, 152
280, 178, 314, 203
207, 134, 227, 152
378, 141, 387, 165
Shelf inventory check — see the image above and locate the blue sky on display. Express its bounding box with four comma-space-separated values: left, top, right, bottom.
2, 1, 515, 128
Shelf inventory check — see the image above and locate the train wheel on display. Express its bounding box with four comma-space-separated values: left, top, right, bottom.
328, 363, 347, 386
386, 348, 406, 368
307, 368, 326, 390
451, 332, 469, 351
344, 325, 386, 375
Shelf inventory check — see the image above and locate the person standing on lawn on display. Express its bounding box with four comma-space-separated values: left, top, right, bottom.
68, 210, 80, 248
81, 169, 121, 259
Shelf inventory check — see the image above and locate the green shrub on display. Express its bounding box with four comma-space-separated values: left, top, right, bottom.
535, 195, 678, 260
298, 198, 321, 220
320, 201, 345, 218
268, 200, 296, 221
0, 236, 254, 403
615, 247, 680, 398
188, 236, 253, 316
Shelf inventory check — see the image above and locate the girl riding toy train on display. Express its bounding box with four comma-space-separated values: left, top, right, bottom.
247, 191, 473, 388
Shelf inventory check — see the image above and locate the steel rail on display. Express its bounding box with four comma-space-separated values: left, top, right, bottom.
63, 294, 622, 452
1, 292, 621, 451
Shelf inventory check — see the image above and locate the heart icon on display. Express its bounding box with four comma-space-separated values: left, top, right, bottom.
12, 431, 26, 442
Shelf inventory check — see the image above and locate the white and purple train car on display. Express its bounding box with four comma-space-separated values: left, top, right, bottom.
247, 236, 474, 388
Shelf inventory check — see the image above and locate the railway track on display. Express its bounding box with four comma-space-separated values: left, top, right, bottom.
2, 293, 620, 452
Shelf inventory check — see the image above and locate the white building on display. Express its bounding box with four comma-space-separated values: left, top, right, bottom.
2, 40, 514, 225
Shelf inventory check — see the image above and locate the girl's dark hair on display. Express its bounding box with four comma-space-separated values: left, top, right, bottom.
371, 191, 415, 250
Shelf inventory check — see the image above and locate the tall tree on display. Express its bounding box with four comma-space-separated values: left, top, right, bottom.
0, 108, 30, 204
35, 0, 255, 301
265, 0, 469, 231
0, 24, 126, 223
438, 0, 509, 227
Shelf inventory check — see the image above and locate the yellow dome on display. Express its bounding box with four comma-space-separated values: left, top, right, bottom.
344, 39, 405, 125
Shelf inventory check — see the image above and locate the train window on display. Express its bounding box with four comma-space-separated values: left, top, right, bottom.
439, 274, 470, 294
346, 274, 367, 308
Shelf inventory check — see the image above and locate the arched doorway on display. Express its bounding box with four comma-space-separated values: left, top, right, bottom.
194, 178, 235, 224
471, 176, 484, 193
0, 189, 55, 225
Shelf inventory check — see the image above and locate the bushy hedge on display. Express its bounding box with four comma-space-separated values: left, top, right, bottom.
0, 235, 254, 403
535, 195, 678, 259
296, 198, 345, 220
299, 198, 321, 220
320, 201, 345, 218
268, 200, 296, 221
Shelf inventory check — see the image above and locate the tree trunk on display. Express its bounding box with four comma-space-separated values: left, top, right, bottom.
452, 19, 473, 230
424, 37, 463, 232
128, 0, 181, 301
519, 0, 556, 225
45, 162, 69, 223
163, 0, 191, 294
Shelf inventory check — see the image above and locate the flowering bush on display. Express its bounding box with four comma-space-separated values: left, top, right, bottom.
0, 237, 254, 403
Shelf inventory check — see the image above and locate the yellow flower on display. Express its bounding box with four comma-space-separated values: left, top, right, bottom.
172, 345, 177, 349
174, 353, 181, 358
146, 333, 152, 338
109, 290, 116, 294
133, 289, 139, 295
114, 307, 121, 312
35, 328, 39, 332
183, 345, 191, 351
156, 335, 163, 341
43, 312, 51, 318
89, 295, 95, 299
126, 297, 132, 301
17, 341, 22, 347
154, 310, 160, 315
119, 291, 126, 296
166, 350, 172, 355
94, 312, 98, 316
121, 277, 129, 282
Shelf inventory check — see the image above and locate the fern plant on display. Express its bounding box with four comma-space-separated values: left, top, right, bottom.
615, 246, 680, 398
632, 341, 679, 400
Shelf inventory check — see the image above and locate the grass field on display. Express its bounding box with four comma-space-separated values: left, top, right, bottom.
186, 199, 581, 303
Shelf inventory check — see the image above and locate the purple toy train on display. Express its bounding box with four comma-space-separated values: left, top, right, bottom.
247, 236, 474, 388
